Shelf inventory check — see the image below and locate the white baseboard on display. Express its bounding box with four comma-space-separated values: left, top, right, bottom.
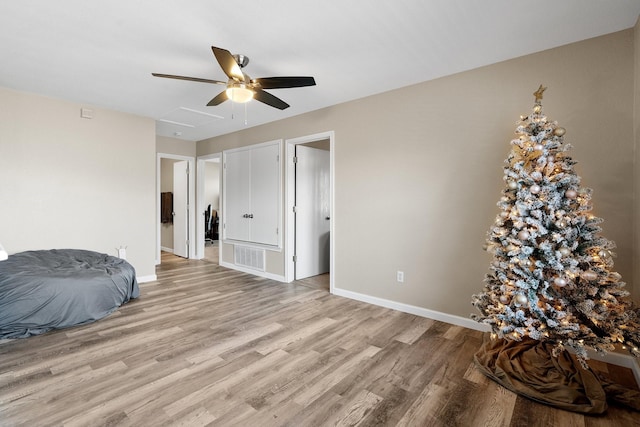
332, 287, 640, 384
332, 287, 489, 332
137, 274, 157, 283
219, 261, 286, 282
160, 246, 173, 253
586, 349, 640, 387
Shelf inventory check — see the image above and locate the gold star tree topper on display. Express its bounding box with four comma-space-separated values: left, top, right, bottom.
533, 84, 547, 103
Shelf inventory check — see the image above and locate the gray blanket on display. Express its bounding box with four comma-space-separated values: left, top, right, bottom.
0, 249, 139, 338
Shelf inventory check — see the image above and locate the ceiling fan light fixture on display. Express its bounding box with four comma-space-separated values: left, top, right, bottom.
226, 83, 254, 103
154, 46, 315, 110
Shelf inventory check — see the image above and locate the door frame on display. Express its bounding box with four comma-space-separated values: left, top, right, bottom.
196, 153, 222, 260
156, 153, 196, 264
285, 131, 335, 293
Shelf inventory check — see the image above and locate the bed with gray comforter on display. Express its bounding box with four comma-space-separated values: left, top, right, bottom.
0, 249, 139, 339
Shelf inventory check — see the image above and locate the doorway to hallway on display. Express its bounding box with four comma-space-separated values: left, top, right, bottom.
196, 153, 221, 264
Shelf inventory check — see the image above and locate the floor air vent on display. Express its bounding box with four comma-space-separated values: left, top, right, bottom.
234, 246, 265, 271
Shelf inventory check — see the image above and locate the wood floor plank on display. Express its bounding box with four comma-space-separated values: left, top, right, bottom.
164, 349, 290, 417
394, 317, 435, 345
0, 252, 638, 426
396, 380, 449, 427
255, 317, 338, 356
292, 345, 381, 407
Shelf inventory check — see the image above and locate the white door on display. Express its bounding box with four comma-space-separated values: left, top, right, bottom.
173, 161, 189, 258
295, 145, 330, 279
223, 149, 251, 242
250, 144, 280, 246
223, 142, 281, 246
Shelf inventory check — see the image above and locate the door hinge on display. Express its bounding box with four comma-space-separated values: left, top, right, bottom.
276, 227, 279, 235
293, 255, 297, 262
292, 156, 298, 164
293, 205, 298, 213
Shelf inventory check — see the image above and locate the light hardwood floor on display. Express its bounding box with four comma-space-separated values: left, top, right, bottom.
204, 241, 219, 264
0, 253, 638, 426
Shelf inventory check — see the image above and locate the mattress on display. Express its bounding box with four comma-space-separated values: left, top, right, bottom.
0, 249, 139, 338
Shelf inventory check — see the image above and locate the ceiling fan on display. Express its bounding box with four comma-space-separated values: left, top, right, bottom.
152, 46, 316, 110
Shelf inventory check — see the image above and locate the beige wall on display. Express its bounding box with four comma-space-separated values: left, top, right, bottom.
199, 29, 637, 317
157, 135, 196, 157
0, 87, 157, 277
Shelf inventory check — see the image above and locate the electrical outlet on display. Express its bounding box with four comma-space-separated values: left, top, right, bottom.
117, 246, 127, 260
397, 270, 404, 283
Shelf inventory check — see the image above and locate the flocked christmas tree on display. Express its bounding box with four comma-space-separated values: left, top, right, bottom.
472, 85, 640, 368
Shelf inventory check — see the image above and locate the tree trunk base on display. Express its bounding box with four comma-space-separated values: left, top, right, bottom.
474, 333, 640, 414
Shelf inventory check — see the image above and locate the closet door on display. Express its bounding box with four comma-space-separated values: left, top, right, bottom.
250, 143, 280, 246
222, 140, 281, 247
223, 149, 251, 242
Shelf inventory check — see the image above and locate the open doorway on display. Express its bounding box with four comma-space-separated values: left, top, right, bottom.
156, 153, 196, 264
295, 143, 330, 280
196, 153, 222, 264
286, 132, 335, 293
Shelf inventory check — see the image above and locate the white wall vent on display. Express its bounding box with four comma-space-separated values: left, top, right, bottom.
234, 245, 265, 271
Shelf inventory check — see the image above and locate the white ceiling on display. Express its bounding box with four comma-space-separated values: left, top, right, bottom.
2, 1, 639, 142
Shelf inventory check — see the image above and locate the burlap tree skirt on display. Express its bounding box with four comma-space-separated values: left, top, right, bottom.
474, 333, 640, 414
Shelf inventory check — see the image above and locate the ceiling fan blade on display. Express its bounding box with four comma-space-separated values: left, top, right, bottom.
252, 76, 316, 89
253, 89, 290, 110
151, 73, 226, 85
206, 90, 228, 106
211, 46, 245, 82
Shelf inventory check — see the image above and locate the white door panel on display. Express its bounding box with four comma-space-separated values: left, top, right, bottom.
173, 161, 189, 258
295, 145, 330, 279
250, 144, 280, 246
224, 150, 251, 242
